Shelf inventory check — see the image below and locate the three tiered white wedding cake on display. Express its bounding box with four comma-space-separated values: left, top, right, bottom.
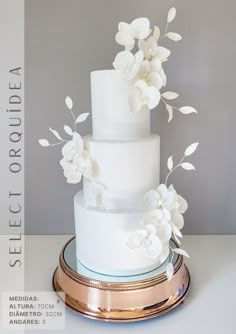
75, 69, 161, 275
39, 8, 198, 280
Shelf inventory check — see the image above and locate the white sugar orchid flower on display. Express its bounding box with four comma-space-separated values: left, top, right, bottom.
128, 222, 171, 259
60, 151, 93, 184
113, 50, 143, 81
144, 184, 188, 245
60, 159, 82, 184
175, 194, 188, 214
115, 18, 151, 51
138, 35, 169, 88
145, 234, 163, 258
129, 79, 160, 112
127, 224, 163, 259
138, 60, 164, 90
73, 150, 93, 179
60, 132, 93, 184
144, 211, 172, 245
144, 184, 177, 210
144, 207, 171, 226
171, 194, 188, 243
61, 132, 84, 161
138, 36, 171, 62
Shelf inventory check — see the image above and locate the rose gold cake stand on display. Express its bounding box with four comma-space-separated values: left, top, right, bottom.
52, 237, 190, 322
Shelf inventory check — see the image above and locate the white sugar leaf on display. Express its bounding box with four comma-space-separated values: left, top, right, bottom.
167, 7, 176, 23
76, 113, 90, 124
173, 248, 190, 258
162, 91, 179, 100
166, 104, 173, 122
64, 125, 73, 136
167, 155, 173, 171
153, 26, 160, 41
173, 234, 181, 245
65, 96, 73, 110
166, 32, 182, 41
181, 162, 195, 170
185, 142, 199, 156
166, 262, 174, 281
172, 224, 183, 238
49, 127, 63, 141
179, 106, 198, 114
38, 139, 50, 147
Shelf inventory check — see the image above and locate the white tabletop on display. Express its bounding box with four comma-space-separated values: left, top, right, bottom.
18, 235, 236, 333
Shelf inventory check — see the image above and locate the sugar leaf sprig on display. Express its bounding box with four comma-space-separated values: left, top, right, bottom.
165, 142, 199, 185
39, 96, 90, 147
161, 93, 198, 123
160, 7, 182, 41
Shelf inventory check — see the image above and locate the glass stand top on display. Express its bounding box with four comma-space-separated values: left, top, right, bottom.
63, 237, 178, 283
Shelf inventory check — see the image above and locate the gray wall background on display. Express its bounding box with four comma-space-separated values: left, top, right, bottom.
25, 0, 236, 235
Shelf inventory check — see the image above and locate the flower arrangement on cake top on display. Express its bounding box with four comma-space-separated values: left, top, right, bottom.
113, 7, 198, 121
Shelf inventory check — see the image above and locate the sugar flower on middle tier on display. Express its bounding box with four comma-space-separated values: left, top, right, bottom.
60, 133, 93, 184
39, 96, 94, 185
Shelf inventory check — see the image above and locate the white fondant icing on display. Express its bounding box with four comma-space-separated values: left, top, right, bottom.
83, 135, 160, 210
74, 191, 164, 276
91, 70, 150, 140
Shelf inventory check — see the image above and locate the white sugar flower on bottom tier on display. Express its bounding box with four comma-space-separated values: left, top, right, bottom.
127, 182, 190, 280
129, 79, 160, 112
127, 222, 171, 260
143, 184, 188, 244
171, 193, 188, 243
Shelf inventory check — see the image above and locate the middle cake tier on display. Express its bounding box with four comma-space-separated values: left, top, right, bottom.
83, 134, 160, 211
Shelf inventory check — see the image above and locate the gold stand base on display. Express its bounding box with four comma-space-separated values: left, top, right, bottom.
52, 237, 190, 322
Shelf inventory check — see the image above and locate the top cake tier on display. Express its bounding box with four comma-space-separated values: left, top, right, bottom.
91, 70, 150, 141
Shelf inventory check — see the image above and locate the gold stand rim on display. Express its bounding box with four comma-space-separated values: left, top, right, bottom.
52, 237, 191, 322
53, 265, 190, 322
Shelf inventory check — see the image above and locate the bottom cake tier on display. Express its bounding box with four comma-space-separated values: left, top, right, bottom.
74, 191, 166, 276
